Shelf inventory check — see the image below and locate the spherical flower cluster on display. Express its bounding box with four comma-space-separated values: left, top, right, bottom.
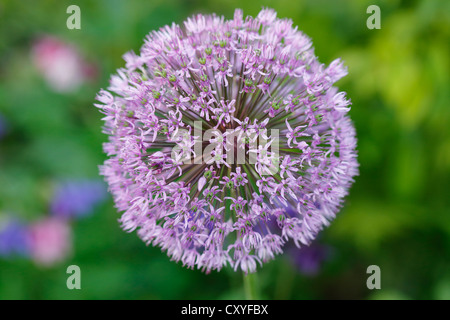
96, 8, 358, 274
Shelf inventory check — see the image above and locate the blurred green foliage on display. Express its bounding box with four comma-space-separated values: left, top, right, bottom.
0, 0, 449, 299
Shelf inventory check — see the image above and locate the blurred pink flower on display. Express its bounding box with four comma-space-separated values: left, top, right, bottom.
28, 218, 72, 267
32, 36, 97, 93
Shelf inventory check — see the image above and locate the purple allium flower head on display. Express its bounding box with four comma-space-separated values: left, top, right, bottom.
0, 219, 30, 258
96, 8, 358, 274
50, 180, 108, 219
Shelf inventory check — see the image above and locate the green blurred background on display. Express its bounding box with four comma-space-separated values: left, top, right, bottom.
0, 0, 449, 300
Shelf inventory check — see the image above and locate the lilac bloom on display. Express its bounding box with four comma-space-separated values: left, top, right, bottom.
95, 8, 358, 274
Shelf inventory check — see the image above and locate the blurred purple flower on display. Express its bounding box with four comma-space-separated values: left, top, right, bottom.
0, 220, 30, 258
289, 243, 331, 276
50, 180, 108, 219
31, 36, 98, 93
0, 114, 8, 139
28, 218, 72, 267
